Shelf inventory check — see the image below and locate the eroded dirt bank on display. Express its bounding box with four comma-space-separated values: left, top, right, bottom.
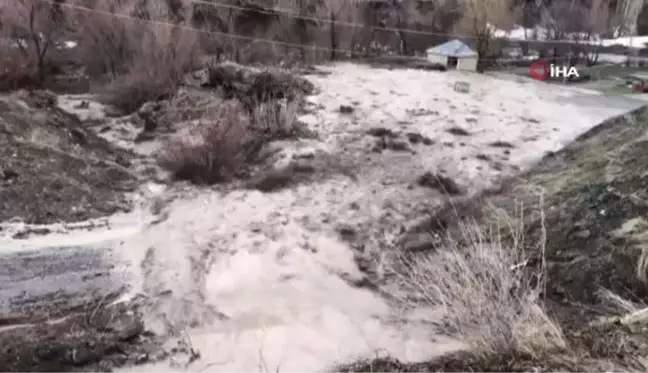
0, 91, 137, 225
346, 106, 648, 372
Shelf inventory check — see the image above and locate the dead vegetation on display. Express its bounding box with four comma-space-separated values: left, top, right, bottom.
346, 108, 648, 372
73, 0, 200, 113
0, 0, 630, 100
157, 100, 249, 184
388, 215, 566, 358
157, 95, 307, 184
0, 0, 64, 89
97, 23, 199, 113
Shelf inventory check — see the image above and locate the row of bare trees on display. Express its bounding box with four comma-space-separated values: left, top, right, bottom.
0, 0, 198, 104
455, 0, 618, 69
0, 0, 627, 92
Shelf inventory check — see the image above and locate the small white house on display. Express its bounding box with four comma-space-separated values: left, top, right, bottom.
426, 39, 479, 71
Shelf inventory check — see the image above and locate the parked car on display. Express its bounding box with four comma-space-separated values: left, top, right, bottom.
631, 80, 648, 93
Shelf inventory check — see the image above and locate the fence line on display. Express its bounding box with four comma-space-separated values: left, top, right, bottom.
28, 0, 592, 63
189, 0, 613, 45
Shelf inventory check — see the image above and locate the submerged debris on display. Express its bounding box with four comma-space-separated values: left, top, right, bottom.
417, 172, 463, 195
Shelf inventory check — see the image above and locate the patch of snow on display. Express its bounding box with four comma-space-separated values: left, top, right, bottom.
598, 53, 632, 64
62, 40, 77, 49
493, 25, 543, 40
110, 63, 642, 372
601, 36, 648, 48
492, 24, 648, 49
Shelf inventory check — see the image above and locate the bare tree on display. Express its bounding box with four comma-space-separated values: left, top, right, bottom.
74, 0, 199, 112
515, 0, 542, 55
0, 0, 64, 82
454, 0, 515, 70
325, 0, 363, 60
581, 0, 612, 65
292, 0, 310, 61
539, 0, 581, 64
540, 0, 612, 66
391, 0, 410, 55
72, 0, 134, 77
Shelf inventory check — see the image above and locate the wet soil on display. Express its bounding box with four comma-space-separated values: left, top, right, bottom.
0, 302, 162, 372
480, 106, 648, 316
0, 90, 137, 225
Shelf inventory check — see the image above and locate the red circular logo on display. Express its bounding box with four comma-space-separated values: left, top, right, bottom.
529, 59, 549, 80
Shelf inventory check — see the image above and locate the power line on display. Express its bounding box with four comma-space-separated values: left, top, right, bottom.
32, 0, 581, 62
188, 0, 610, 45
190, 0, 471, 39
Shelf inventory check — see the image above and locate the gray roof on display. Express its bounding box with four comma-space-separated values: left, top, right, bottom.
426, 39, 477, 57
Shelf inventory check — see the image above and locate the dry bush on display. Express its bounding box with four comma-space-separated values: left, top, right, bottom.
0, 47, 38, 91
391, 216, 565, 357
251, 100, 301, 139
158, 97, 308, 184
0, 0, 64, 82
99, 23, 199, 113
72, 0, 135, 77
158, 101, 250, 184
74, 0, 200, 113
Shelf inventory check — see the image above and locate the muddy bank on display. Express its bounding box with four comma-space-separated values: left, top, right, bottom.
0, 91, 137, 225
336, 346, 644, 372
372, 105, 648, 372
481, 105, 648, 315
0, 219, 169, 372
0, 301, 161, 372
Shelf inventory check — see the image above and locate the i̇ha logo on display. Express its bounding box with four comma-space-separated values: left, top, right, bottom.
529, 59, 579, 80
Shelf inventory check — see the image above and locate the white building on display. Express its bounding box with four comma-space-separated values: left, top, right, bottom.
426, 39, 479, 72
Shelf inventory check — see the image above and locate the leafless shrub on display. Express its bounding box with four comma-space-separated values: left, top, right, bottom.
99, 23, 199, 113
74, 0, 199, 112
0, 0, 64, 82
251, 100, 301, 139
0, 47, 38, 91
390, 215, 565, 357
539, 0, 613, 65
72, 0, 136, 77
158, 101, 250, 184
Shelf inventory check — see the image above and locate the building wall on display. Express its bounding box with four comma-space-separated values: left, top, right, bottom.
457, 56, 478, 71
426, 53, 448, 66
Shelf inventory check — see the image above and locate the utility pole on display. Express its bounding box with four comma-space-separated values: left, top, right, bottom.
563, 53, 571, 84
629, 33, 635, 67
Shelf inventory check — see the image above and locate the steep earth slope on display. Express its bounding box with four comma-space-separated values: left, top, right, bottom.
0, 91, 137, 225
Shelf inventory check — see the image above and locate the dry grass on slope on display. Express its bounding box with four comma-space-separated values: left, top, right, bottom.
390, 216, 565, 359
